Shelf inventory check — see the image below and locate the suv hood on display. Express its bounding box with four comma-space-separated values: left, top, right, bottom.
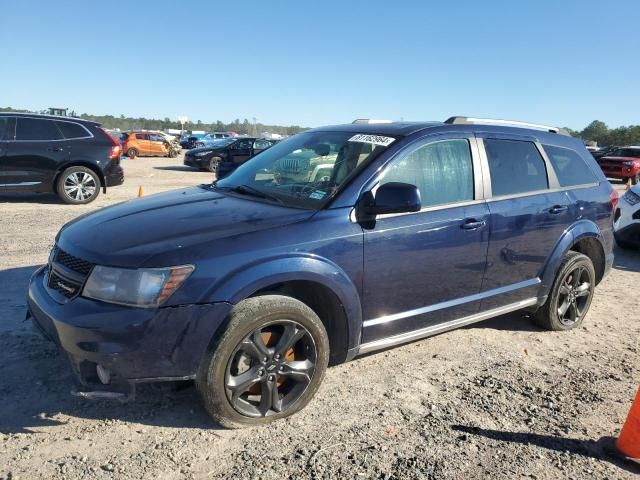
601, 156, 640, 162
56, 186, 314, 268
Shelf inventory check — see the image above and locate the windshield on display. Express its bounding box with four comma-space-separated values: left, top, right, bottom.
214, 130, 396, 209
610, 148, 640, 158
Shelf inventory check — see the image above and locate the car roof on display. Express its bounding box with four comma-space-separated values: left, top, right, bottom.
309, 120, 583, 148
0, 112, 100, 126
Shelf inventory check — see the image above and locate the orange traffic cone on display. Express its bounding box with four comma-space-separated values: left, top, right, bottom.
137, 186, 144, 198
616, 387, 640, 458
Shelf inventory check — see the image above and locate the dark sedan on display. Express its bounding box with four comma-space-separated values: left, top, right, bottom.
184, 137, 276, 175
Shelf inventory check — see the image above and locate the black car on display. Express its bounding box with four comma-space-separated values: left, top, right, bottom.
0, 113, 124, 204
184, 137, 276, 175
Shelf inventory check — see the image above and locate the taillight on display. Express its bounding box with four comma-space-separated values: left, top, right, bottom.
100, 127, 122, 160
610, 188, 619, 210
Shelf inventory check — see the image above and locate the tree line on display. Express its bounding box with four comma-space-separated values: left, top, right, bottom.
2, 106, 638, 145
0, 107, 307, 136
564, 120, 640, 147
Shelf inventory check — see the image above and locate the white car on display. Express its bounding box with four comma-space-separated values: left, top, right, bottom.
614, 185, 640, 249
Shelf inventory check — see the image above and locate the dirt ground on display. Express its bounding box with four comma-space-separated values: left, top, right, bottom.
0, 154, 638, 479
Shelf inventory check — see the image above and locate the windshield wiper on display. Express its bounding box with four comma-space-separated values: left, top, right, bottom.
229, 184, 284, 204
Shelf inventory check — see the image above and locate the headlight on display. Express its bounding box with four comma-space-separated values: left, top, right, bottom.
82, 265, 194, 308
195, 151, 212, 157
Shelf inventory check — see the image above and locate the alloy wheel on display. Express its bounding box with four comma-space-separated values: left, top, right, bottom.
224, 320, 316, 417
63, 172, 97, 201
556, 265, 592, 326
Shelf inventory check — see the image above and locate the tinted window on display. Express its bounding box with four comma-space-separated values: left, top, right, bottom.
609, 148, 640, 158
136, 133, 149, 140
233, 139, 253, 149
484, 139, 548, 196
55, 121, 89, 139
0, 117, 15, 140
254, 139, 271, 150
544, 145, 598, 187
380, 139, 474, 207
16, 118, 63, 141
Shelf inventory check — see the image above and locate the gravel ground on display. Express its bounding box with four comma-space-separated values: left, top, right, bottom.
0, 154, 638, 479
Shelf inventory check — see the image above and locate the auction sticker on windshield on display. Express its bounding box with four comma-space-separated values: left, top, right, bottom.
348, 134, 395, 147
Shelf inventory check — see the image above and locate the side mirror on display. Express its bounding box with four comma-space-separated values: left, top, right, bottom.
358, 182, 421, 217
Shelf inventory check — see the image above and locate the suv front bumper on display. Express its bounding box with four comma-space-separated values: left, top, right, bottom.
27, 266, 231, 390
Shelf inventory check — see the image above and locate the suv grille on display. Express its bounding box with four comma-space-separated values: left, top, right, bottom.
46, 246, 95, 299
52, 247, 94, 275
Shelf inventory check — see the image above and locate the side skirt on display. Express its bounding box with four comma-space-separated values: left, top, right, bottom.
356, 297, 538, 356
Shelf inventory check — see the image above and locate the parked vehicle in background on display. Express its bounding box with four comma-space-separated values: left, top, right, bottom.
28, 116, 616, 427
184, 137, 276, 174
613, 184, 640, 248
0, 113, 124, 204
596, 146, 640, 184
590, 146, 617, 160
180, 133, 207, 149
122, 131, 178, 158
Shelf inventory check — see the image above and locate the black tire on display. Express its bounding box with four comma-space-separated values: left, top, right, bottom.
208, 156, 222, 173
126, 148, 138, 159
631, 173, 640, 185
533, 251, 596, 331
56, 166, 101, 205
196, 295, 329, 428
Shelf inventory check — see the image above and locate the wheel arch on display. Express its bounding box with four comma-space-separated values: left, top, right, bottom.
206, 256, 362, 366
540, 220, 606, 299
54, 161, 106, 193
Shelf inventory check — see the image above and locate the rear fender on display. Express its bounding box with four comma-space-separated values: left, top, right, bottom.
539, 219, 603, 302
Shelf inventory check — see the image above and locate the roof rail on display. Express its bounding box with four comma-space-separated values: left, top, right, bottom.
352, 118, 393, 124
444, 116, 571, 136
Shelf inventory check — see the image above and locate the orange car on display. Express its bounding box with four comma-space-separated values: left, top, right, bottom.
122, 131, 177, 158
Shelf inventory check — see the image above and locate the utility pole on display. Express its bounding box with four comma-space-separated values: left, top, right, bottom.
253, 117, 257, 137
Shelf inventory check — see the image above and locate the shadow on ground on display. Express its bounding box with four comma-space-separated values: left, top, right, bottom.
613, 245, 640, 273
452, 424, 640, 475
0, 192, 62, 204
153, 166, 203, 172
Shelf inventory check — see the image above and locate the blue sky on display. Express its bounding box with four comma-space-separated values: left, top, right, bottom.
1, 0, 638, 129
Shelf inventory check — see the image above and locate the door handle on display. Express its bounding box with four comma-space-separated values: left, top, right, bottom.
48, 147, 64, 152
461, 219, 486, 230
548, 205, 568, 214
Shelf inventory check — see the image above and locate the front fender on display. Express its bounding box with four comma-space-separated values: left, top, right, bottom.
539, 219, 604, 301
204, 254, 363, 352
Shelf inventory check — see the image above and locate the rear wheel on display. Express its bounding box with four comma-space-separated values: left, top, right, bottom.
533, 251, 595, 331
56, 166, 100, 204
196, 295, 329, 428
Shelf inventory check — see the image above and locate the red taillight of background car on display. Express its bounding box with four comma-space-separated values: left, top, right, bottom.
100, 127, 122, 160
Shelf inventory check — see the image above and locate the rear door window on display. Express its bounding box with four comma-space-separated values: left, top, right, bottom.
484, 139, 548, 196
15, 118, 63, 141
55, 121, 90, 139
0, 117, 16, 140
543, 145, 598, 187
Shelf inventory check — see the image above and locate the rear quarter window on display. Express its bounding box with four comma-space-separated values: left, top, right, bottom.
55, 121, 90, 139
543, 144, 598, 187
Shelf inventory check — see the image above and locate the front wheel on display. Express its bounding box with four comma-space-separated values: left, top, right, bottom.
196, 295, 329, 428
533, 251, 595, 331
56, 166, 101, 204
631, 173, 640, 185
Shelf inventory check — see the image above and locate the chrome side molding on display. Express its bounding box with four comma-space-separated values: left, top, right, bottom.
356, 297, 538, 355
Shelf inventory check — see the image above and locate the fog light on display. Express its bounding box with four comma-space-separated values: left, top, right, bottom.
96, 364, 111, 385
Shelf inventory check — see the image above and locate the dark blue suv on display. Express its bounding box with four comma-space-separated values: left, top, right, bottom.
27, 117, 617, 428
